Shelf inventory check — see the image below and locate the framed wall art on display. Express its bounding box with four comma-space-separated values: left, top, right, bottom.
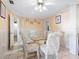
0, 1, 6, 19
55, 15, 61, 24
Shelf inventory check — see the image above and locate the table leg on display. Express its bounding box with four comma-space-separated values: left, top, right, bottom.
37, 47, 40, 59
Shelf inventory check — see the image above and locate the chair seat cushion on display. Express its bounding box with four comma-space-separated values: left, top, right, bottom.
40, 44, 47, 54
27, 43, 39, 52
40, 44, 55, 55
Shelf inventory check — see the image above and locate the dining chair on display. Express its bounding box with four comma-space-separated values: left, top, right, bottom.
21, 32, 40, 59
40, 32, 60, 59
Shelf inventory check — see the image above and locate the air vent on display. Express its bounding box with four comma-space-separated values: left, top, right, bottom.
9, 0, 14, 4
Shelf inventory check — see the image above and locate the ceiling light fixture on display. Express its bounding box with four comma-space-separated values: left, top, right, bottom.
35, 0, 47, 12
34, 0, 55, 12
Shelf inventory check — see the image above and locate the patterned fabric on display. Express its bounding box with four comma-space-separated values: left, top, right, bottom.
41, 31, 60, 55
47, 32, 60, 54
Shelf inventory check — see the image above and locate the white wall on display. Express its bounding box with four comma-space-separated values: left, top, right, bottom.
0, 1, 9, 59
0, 29, 8, 59
77, 5, 79, 33
56, 5, 77, 55
0, 18, 8, 59
68, 5, 77, 55
76, 5, 79, 55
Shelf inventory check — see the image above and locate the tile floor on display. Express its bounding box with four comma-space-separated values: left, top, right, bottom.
4, 48, 79, 59
29, 48, 79, 59
58, 48, 79, 59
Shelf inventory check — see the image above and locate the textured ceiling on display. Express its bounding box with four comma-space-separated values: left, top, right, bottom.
5, 0, 75, 18
76, 0, 79, 4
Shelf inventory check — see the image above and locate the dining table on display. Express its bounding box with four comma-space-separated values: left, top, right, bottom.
32, 37, 46, 59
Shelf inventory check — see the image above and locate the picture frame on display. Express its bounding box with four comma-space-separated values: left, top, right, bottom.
55, 15, 61, 24
0, 1, 6, 19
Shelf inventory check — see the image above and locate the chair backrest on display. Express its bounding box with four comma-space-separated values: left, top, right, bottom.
46, 32, 60, 54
